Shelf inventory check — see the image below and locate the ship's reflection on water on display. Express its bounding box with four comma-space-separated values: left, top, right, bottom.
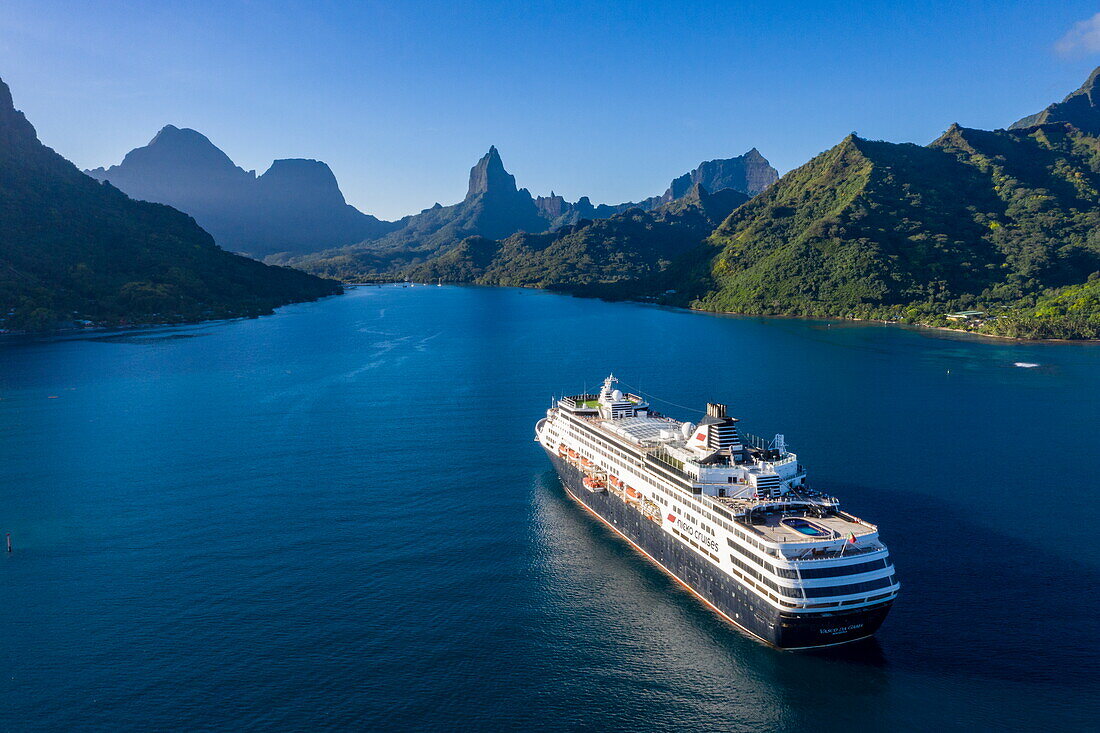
2, 285, 1095, 730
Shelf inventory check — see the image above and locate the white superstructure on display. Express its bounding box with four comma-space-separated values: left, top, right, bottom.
536, 375, 900, 617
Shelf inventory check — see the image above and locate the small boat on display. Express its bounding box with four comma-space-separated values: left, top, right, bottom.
582, 476, 606, 493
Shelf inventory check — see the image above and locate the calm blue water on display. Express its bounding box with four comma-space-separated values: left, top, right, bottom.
2, 285, 1098, 731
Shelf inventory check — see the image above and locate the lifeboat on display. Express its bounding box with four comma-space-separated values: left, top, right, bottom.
568, 449, 578, 460
609, 476, 623, 489
625, 486, 641, 502
582, 476, 606, 493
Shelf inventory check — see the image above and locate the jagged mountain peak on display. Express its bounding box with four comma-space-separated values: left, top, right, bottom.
145, 125, 236, 161
258, 158, 346, 207
0, 76, 17, 118
0, 76, 338, 330
466, 145, 517, 198
1070, 65, 1100, 100
1010, 65, 1100, 134
0, 76, 42, 150
95, 124, 246, 179
666, 150, 779, 200
86, 126, 393, 258
148, 124, 211, 145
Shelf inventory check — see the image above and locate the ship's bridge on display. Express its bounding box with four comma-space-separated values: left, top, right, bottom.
559, 375, 808, 501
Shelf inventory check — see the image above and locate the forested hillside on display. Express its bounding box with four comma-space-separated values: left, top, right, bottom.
404, 186, 748, 288
0, 78, 340, 331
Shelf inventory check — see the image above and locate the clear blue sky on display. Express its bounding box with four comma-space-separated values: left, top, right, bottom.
4, 1, 1100, 219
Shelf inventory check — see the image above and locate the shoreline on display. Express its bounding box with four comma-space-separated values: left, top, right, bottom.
405, 277, 1100, 344
14, 282, 1093, 345
692, 308, 1100, 344
0, 292, 345, 339
607, 295, 1100, 344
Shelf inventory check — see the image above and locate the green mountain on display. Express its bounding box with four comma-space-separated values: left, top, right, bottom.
291, 146, 777, 280
0, 77, 340, 331
406, 185, 748, 288
1010, 67, 1100, 134
628, 118, 1100, 338
290, 146, 548, 277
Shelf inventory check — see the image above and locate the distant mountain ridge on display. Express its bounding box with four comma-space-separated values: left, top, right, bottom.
598, 67, 1100, 340
87, 126, 395, 259
534, 149, 777, 229
291, 146, 776, 277
290, 146, 549, 274
1010, 67, 1100, 134
404, 184, 749, 288
0, 78, 339, 331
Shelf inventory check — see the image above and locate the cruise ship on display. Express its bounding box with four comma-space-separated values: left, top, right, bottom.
535, 375, 898, 649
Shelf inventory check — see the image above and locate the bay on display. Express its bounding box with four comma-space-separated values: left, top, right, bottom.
1, 285, 1097, 730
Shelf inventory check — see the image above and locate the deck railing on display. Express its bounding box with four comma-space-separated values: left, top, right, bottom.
786, 542, 885, 561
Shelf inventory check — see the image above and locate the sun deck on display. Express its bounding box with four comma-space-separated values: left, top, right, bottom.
746, 511, 876, 544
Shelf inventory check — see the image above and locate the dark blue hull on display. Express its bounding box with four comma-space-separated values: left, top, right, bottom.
546, 451, 893, 649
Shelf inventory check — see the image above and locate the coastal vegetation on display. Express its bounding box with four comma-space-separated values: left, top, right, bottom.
646, 122, 1100, 340
298, 67, 1100, 340
0, 78, 340, 332
9, 61, 1100, 339
288, 147, 774, 279
403, 186, 747, 288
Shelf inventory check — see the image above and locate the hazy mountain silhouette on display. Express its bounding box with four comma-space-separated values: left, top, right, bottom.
0, 79, 339, 331
535, 149, 778, 229
405, 183, 750, 288
287, 146, 549, 274
87, 126, 395, 259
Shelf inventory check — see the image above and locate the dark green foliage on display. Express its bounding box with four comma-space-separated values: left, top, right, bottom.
292, 147, 548, 277
980, 276, 1100, 339
291, 148, 776, 280
612, 122, 1100, 338
404, 185, 748, 288
571, 68, 1100, 339
0, 78, 340, 331
1010, 66, 1100, 135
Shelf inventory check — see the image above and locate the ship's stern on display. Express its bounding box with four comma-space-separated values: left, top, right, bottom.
772, 601, 894, 649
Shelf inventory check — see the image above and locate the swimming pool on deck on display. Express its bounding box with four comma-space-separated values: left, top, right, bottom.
782, 517, 831, 537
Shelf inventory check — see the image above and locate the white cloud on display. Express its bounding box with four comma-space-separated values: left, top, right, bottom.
1056, 12, 1100, 55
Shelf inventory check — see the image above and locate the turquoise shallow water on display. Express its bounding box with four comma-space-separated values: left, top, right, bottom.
1, 285, 1098, 730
